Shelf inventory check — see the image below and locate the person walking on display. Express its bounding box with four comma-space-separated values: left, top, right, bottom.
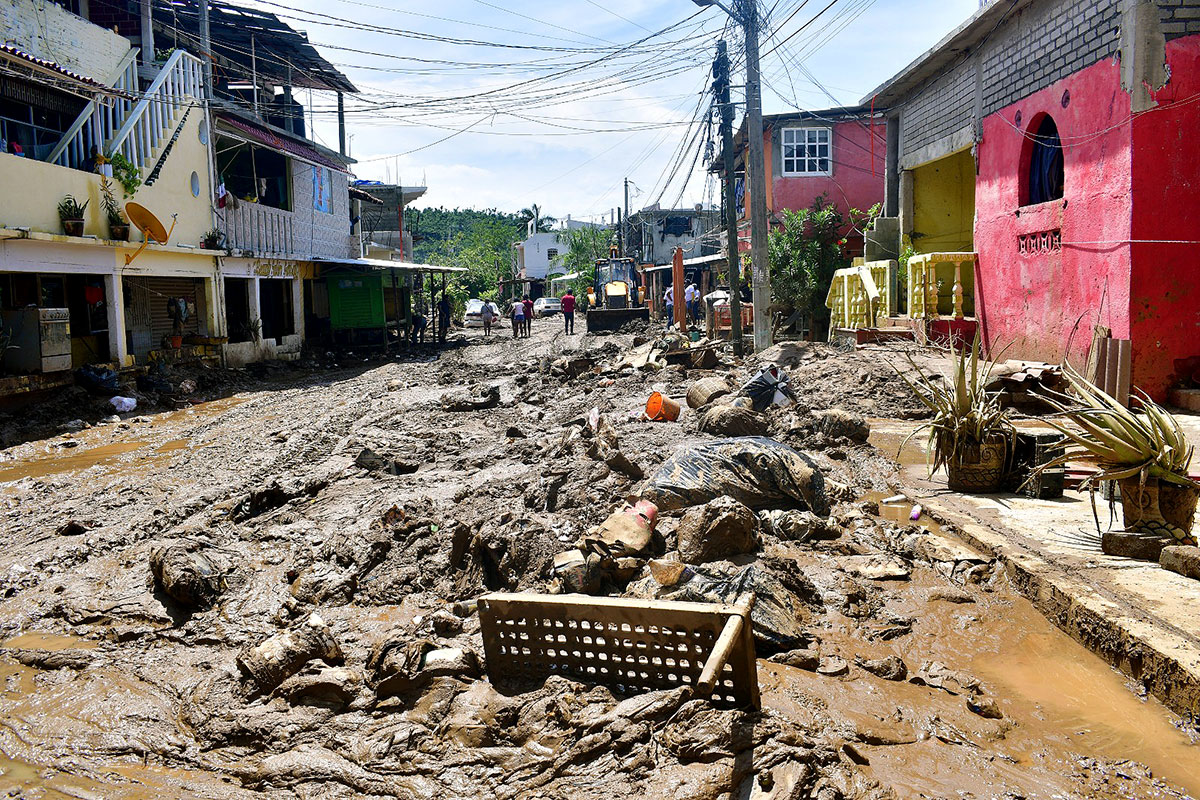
522, 295, 534, 338
561, 289, 576, 334
481, 299, 495, 337
437, 295, 451, 343
664, 284, 675, 329
510, 297, 525, 338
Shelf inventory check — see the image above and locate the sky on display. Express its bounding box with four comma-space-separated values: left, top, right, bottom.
268, 0, 981, 222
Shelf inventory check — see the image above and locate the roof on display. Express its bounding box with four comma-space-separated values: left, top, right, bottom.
862, 0, 1036, 106
217, 112, 352, 172
153, 0, 356, 93
317, 257, 467, 273
0, 44, 132, 99
349, 186, 384, 205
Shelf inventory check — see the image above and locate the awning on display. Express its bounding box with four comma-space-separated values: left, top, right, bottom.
683, 253, 727, 267
0, 45, 133, 99
550, 272, 580, 283
317, 257, 467, 274
217, 113, 351, 173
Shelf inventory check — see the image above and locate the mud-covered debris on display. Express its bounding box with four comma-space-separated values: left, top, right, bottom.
760, 509, 840, 543
855, 654, 908, 681
583, 414, 644, 479
816, 655, 849, 676
967, 695, 1004, 719
552, 548, 600, 594
641, 437, 829, 515
274, 665, 366, 709
370, 636, 481, 697
676, 495, 760, 564
686, 376, 733, 409
6, 648, 94, 670
660, 700, 757, 762
581, 500, 659, 557
839, 554, 911, 581
441, 383, 500, 411
648, 558, 692, 586
55, 520, 91, 536
908, 660, 981, 696
237, 613, 343, 693
698, 403, 769, 437
354, 447, 419, 475
812, 409, 871, 443
769, 647, 820, 671
150, 543, 227, 609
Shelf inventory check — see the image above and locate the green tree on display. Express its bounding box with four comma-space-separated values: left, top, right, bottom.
517, 204, 558, 233
558, 224, 613, 298
768, 195, 879, 337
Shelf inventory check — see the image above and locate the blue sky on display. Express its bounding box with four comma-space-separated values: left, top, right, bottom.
277, 0, 981, 220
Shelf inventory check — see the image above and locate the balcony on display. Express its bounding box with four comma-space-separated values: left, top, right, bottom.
219, 202, 295, 258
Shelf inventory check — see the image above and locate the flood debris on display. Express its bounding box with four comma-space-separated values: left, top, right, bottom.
677, 495, 760, 563
237, 613, 343, 693
150, 543, 227, 609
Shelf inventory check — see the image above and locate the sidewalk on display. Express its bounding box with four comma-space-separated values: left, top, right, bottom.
870, 418, 1200, 720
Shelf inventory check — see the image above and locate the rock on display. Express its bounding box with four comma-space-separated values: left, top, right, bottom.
768, 648, 819, 671
102, 415, 120, 424
966, 695, 1003, 719
237, 613, 343, 693
676, 495, 760, 563
648, 558, 692, 587
55, 520, 90, 537
7, 648, 94, 670
759, 509, 839, 542
855, 654, 907, 681
838, 554, 911, 581
274, 665, 366, 709
1102, 531, 1172, 561
697, 404, 769, 437
811, 409, 870, 443
927, 587, 975, 604
61, 419, 86, 433
150, 544, 227, 609
1160, 545, 1200, 580
441, 384, 500, 411
908, 660, 980, 696
354, 447, 419, 476
505, 426, 525, 438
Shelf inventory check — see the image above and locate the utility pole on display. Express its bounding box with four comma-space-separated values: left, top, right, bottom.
623, 178, 631, 259
741, 0, 771, 351
713, 39, 743, 356
692, 0, 772, 352
198, 0, 212, 98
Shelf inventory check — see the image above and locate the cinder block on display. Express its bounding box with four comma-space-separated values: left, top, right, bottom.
1160, 546, 1200, 581
1169, 389, 1200, 412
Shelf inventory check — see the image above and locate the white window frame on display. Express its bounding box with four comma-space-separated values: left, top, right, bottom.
781, 127, 832, 176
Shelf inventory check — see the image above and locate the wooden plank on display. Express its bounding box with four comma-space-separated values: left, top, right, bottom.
696, 613, 742, 694
1089, 323, 1113, 383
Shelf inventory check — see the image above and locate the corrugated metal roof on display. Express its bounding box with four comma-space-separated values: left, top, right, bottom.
217, 113, 351, 173
0, 45, 131, 98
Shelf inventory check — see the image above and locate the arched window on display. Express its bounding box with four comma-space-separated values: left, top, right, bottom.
1026, 115, 1064, 206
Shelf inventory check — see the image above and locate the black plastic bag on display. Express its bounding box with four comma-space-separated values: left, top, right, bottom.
640, 436, 828, 515
74, 364, 118, 394
740, 365, 795, 411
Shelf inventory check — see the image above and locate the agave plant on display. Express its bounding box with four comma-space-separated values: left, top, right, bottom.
893, 334, 1014, 475
1037, 364, 1198, 489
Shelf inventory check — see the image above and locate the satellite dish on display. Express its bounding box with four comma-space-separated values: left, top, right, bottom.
124, 202, 178, 265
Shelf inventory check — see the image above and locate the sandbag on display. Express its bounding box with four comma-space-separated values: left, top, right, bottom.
640, 437, 829, 515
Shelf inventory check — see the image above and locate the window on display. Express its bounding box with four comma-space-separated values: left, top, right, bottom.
781, 127, 831, 175
1024, 114, 1064, 206
547, 248, 559, 260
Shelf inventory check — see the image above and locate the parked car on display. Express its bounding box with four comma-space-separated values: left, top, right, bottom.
533, 297, 561, 317
464, 299, 500, 328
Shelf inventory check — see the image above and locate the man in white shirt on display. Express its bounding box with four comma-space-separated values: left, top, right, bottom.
664, 284, 675, 328
684, 283, 698, 323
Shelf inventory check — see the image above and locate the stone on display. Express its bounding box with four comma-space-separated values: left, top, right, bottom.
966, 695, 1003, 719
150, 543, 227, 609
855, 654, 907, 681
768, 648, 819, 671
1102, 531, 1172, 562
697, 404, 769, 437
1160, 545, 1200, 580
676, 495, 760, 564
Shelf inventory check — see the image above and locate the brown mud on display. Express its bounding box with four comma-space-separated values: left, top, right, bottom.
0, 328, 1195, 799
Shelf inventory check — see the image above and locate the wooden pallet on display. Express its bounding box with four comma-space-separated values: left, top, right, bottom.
478, 591, 759, 709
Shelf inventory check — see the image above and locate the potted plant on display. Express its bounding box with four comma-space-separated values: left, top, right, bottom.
895, 334, 1015, 493
58, 195, 88, 237
107, 152, 141, 198
100, 173, 128, 241
1036, 365, 1199, 547
200, 228, 225, 249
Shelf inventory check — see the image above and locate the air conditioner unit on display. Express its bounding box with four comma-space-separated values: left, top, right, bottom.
1, 308, 72, 374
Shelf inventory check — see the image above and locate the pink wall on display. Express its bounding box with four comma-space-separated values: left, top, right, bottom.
1129, 36, 1200, 399
975, 57, 1133, 372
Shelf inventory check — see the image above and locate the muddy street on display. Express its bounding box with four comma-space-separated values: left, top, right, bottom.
0, 324, 1197, 800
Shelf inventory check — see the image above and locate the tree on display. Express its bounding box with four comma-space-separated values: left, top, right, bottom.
557, 224, 613, 298
767, 195, 879, 338
517, 203, 558, 233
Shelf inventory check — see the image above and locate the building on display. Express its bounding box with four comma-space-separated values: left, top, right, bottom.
626, 204, 720, 266
867, 0, 1200, 399
353, 182, 428, 262
717, 107, 887, 257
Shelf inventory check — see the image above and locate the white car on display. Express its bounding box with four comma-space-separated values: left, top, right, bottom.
533, 296, 561, 317
464, 299, 500, 328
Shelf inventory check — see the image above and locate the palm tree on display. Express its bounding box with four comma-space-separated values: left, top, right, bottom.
517, 204, 557, 233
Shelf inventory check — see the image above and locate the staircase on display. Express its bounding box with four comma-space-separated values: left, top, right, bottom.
47, 49, 204, 176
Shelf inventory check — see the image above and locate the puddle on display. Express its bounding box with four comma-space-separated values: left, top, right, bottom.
3, 632, 97, 651
0, 441, 150, 483
156, 438, 190, 453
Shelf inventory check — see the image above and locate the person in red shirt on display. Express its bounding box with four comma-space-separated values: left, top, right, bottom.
522, 295, 534, 337
561, 289, 576, 334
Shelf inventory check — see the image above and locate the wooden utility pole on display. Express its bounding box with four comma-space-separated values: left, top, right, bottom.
714, 40, 743, 356
623, 177, 631, 259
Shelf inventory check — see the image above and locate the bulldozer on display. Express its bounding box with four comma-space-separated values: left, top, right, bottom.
586, 249, 650, 333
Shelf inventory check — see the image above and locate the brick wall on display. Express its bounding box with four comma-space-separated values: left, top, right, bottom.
898, 64, 976, 158
1158, 0, 1200, 38
0, 0, 130, 80
290, 162, 354, 260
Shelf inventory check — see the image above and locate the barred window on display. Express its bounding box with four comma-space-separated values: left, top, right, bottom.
781, 127, 831, 176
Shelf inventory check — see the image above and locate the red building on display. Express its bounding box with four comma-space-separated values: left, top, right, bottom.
724, 107, 887, 256
868, 0, 1200, 400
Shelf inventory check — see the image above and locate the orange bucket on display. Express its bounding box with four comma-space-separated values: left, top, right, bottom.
645, 391, 681, 422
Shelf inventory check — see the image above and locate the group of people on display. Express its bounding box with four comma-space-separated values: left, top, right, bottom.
476, 289, 577, 339
663, 282, 701, 328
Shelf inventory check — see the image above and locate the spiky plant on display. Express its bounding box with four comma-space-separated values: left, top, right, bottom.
893, 333, 1014, 476
1037, 364, 1198, 489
